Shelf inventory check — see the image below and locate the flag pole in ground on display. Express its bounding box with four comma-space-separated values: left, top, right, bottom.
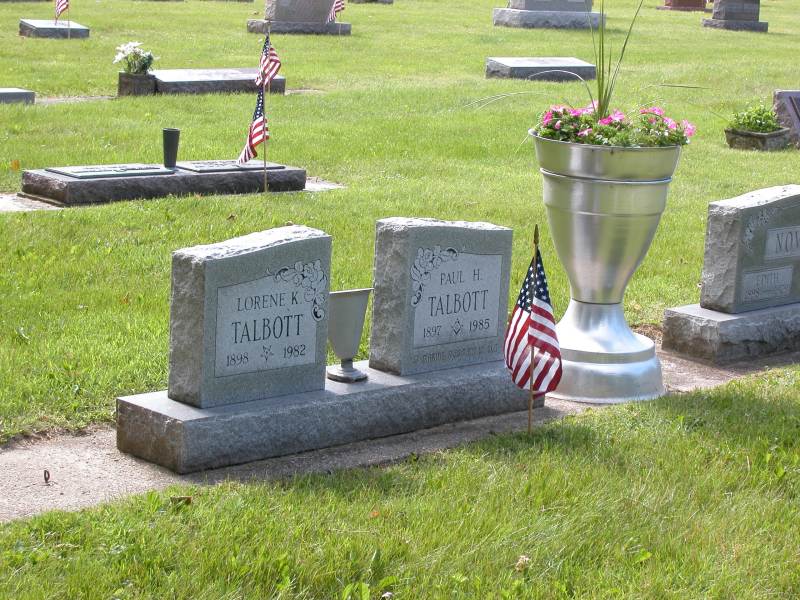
528, 223, 539, 435
67, 2, 71, 39
261, 22, 271, 196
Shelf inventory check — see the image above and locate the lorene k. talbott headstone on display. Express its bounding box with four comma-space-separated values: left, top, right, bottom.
663, 186, 800, 363
168, 226, 331, 407
369, 218, 512, 375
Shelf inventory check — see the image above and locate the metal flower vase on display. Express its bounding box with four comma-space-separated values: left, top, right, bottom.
532, 135, 681, 403
327, 288, 372, 383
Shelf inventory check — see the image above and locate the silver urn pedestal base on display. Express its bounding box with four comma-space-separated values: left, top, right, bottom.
549, 301, 664, 404
533, 134, 681, 404
327, 358, 368, 383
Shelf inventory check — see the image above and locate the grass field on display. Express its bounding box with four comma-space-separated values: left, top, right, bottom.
1, 0, 799, 595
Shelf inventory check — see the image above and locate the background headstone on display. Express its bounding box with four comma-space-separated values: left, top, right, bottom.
0, 88, 34, 104
663, 186, 800, 363
168, 226, 331, 408
485, 57, 596, 82
493, 0, 603, 29
702, 0, 767, 32
369, 218, 512, 376
19, 19, 90, 38
249, 0, 351, 34
150, 69, 286, 95
774, 90, 800, 148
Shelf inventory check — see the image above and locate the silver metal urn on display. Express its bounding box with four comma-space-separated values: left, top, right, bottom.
532, 135, 681, 403
327, 288, 372, 383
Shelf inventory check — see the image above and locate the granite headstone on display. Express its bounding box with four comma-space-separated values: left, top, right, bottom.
248, 0, 351, 35
663, 186, 800, 363
702, 0, 767, 32
19, 19, 90, 38
0, 88, 35, 104
369, 218, 512, 376
493, 0, 602, 29
774, 91, 800, 149
151, 68, 286, 95
485, 57, 596, 82
168, 226, 331, 408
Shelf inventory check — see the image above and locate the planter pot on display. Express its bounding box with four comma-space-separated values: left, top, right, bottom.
724, 127, 791, 151
532, 135, 682, 403
117, 72, 156, 97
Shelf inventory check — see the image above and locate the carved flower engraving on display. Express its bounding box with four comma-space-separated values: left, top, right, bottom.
273, 260, 327, 320
742, 207, 778, 255
410, 246, 458, 306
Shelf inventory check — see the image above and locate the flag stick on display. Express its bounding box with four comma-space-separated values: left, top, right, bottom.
261, 23, 271, 196
67, 5, 71, 40
528, 223, 540, 435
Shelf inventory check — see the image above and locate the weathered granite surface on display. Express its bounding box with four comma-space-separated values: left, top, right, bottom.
0, 88, 34, 104
369, 218, 512, 376
151, 69, 286, 95
486, 57, 596, 82
508, 0, 592, 10
19, 19, 89, 38
168, 226, 331, 408
702, 0, 766, 31
21, 161, 306, 205
662, 303, 800, 364
774, 90, 800, 148
493, 8, 602, 28
247, 18, 350, 34
117, 360, 538, 473
700, 185, 800, 314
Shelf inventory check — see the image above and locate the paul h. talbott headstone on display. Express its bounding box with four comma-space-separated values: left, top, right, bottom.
493, 0, 603, 30
702, 0, 767, 32
248, 0, 351, 35
663, 185, 800, 363
369, 218, 513, 375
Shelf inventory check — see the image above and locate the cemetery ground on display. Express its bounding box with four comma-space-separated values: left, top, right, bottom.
0, 0, 799, 596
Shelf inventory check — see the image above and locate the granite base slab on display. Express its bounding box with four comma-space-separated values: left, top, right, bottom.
0, 88, 35, 104
702, 18, 768, 31
117, 360, 540, 473
21, 162, 306, 205
492, 8, 602, 29
486, 57, 596, 82
151, 69, 285, 95
662, 303, 800, 364
247, 19, 351, 35
19, 19, 89, 38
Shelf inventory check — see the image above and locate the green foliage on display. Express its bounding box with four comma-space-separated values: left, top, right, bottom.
113, 42, 155, 75
730, 104, 782, 133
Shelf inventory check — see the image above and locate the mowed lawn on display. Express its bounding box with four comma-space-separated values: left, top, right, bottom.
1, 0, 800, 596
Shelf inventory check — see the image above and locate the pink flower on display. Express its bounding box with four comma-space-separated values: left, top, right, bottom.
682, 120, 696, 137
640, 106, 665, 117
577, 128, 592, 137
542, 110, 554, 125
598, 116, 613, 125
610, 110, 626, 123
554, 120, 562, 130
550, 104, 567, 112
664, 117, 677, 130
569, 108, 583, 117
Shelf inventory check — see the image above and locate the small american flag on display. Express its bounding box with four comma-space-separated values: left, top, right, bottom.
504, 249, 562, 396
55, 0, 69, 21
236, 89, 269, 165
255, 35, 281, 88
326, 0, 345, 24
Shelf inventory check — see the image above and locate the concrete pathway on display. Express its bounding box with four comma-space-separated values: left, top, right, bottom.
0, 193, 60, 213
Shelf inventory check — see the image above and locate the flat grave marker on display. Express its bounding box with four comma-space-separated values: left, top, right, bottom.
150, 68, 286, 95
19, 19, 89, 38
486, 57, 596, 82
0, 88, 35, 104
663, 185, 800, 363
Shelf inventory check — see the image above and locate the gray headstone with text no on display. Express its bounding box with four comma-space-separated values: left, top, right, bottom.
369, 218, 512, 376
168, 226, 331, 408
700, 186, 800, 314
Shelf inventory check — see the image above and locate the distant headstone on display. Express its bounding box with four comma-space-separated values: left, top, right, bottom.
151, 69, 286, 95
19, 19, 90, 38
774, 90, 800, 148
659, 0, 706, 11
663, 185, 800, 363
369, 218, 513, 376
486, 57, 596, 82
702, 0, 767, 32
248, 0, 351, 35
168, 226, 331, 408
0, 88, 34, 104
493, 0, 603, 29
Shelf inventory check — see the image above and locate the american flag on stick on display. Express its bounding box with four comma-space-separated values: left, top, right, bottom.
326, 0, 345, 24
255, 35, 281, 88
236, 89, 269, 165
504, 229, 562, 429
55, 0, 69, 22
